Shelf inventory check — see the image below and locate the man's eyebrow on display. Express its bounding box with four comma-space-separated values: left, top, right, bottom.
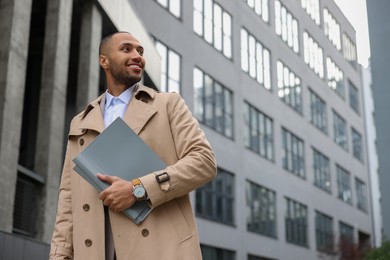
119, 42, 144, 50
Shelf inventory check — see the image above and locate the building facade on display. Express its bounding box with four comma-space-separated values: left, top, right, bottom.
0, 0, 375, 259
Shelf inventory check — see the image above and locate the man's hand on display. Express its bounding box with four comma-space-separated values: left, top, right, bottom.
97, 173, 136, 212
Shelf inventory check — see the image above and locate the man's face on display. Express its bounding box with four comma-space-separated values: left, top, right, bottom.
105, 33, 146, 86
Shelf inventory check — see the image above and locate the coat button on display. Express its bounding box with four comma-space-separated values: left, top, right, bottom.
79, 138, 85, 146
83, 204, 90, 211
85, 239, 92, 247
141, 229, 149, 237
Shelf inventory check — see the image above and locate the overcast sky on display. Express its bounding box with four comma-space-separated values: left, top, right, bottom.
334, 0, 370, 67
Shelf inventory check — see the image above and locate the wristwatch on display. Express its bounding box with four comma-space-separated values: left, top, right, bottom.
132, 179, 147, 201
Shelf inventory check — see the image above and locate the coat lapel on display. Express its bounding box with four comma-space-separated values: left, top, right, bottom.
79, 95, 105, 134
123, 86, 157, 135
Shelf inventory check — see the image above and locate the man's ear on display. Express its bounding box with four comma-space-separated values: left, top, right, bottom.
99, 55, 109, 69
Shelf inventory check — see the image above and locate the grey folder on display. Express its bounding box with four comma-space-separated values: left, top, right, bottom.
73, 117, 166, 224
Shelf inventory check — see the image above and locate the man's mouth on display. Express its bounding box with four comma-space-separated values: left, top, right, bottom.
127, 63, 142, 70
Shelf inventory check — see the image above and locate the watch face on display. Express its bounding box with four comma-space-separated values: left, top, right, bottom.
134, 186, 146, 198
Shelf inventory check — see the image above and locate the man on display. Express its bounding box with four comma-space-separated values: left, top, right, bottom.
50, 31, 216, 260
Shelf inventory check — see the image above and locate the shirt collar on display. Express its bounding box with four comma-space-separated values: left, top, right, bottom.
104, 85, 135, 110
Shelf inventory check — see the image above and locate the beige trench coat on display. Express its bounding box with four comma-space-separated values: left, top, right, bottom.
50, 85, 217, 260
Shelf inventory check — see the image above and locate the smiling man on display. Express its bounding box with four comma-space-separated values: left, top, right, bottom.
49, 32, 217, 260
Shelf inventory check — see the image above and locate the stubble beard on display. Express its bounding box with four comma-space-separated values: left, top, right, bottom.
109, 61, 141, 87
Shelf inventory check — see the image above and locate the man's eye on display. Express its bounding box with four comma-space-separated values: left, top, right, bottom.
137, 49, 144, 56
122, 47, 129, 52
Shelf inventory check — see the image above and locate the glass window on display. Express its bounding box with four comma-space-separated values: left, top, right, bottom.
155, 40, 181, 93
241, 28, 271, 90
343, 33, 357, 67
351, 128, 363, 162
246, 181, 277, 237
275, 1, 299, 53
315, 211, 334, 252
244, 102, 274, 161
327, 57, 344, 98
349, 81, 360, 114
303, 31, 324, 78
156, 0, 181, 18
309, 89, 327, 134
339, 222, 355, 259
194, 0, 232, 58
277, 61, 302, 113
243, 0, 269, 22
355, 178, 367, 211
201, 244, 235, 260
336, 165, 352, 204
299, 0, 320, 25
193, 67, 234, 138
286, 197, 308, 246
282, 128, 305, 178
196, 168, 235, 224
323, 8, 341, 50
339, 222, 354, 243
333, 111, 348, 150
313, 148, 331, 193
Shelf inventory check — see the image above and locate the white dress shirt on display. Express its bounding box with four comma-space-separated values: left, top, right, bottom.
103, 86, 134, 128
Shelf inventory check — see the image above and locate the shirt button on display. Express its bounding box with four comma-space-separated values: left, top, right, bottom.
83, 204, 90, 211
79, 138, 85, 146
142, 229, 149, 237
85, 239, 92, 247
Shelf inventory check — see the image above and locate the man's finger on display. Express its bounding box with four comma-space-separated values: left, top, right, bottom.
97, 173, 115, 184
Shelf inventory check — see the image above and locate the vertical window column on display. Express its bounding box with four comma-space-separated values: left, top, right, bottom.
155, 40, 181, 93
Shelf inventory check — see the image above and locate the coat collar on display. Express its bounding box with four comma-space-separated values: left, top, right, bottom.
78, 84, 157, 135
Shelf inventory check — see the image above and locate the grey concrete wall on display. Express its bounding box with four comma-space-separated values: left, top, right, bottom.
34, 0, 73, 243
0, 0, 32, 233
76, 0, 102, 112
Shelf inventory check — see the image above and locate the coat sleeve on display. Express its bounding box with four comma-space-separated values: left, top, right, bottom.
140, 93, 217, 207
49, 140, 74, 259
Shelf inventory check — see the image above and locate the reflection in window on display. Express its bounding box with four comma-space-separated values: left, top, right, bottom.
343, 33, 357, 67
246, 181, 276, 237
298, 0, 320, 25
194, 0, 232, 58
282, 128, 305, 178
333, 111, 348, 150
315, 211, 333, 252
201, 244, 235, 260
243, 0, 269, 22
277, 61, 302, 113
303, 31, 324, 78
327, 57, 344, 98
324, 8, 341, 50
352, 128, 363, 162
349, 81, 360, 114
244, 102, 274, 161
156, 0, 181, 18
309, 89, 327, 134
337, 165, 352, 204
275, 1, 299, 53
193, 68, 234, 138
155, 40, 181, 93
313, 148, 331, 193
241, 28, 271, 90
196, 168, 235, 224
355, 178, 367, 211
286, 198, 308, 246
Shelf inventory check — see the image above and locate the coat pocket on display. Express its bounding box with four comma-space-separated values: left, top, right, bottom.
164, 199, 193, 244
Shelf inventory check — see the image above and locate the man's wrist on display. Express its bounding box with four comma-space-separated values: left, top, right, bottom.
132, 179, 148, 201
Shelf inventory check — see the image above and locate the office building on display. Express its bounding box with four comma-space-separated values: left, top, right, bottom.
0, 0, 374, 259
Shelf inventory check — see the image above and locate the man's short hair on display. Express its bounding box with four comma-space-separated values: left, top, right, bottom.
99, 31, 132, 55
